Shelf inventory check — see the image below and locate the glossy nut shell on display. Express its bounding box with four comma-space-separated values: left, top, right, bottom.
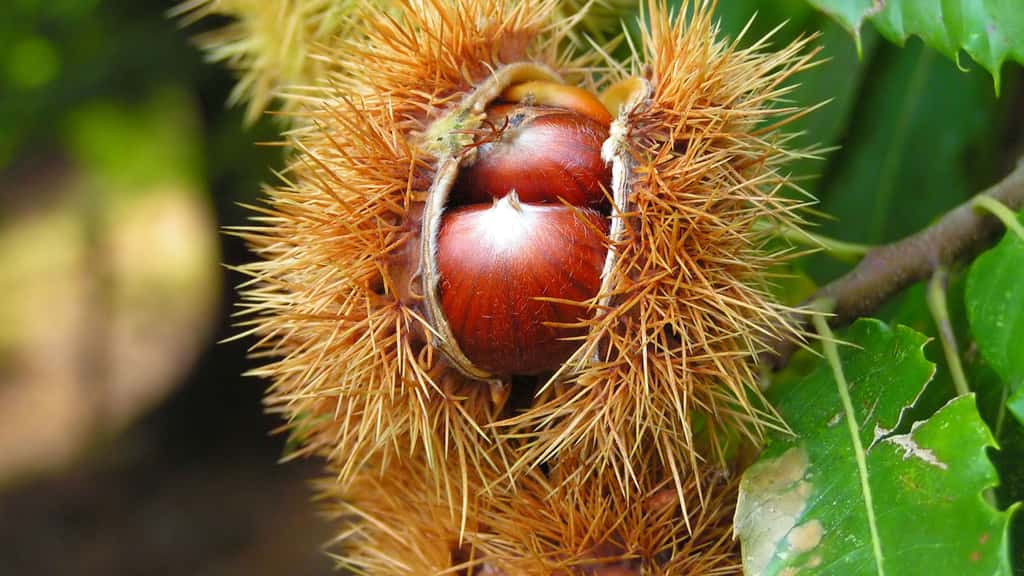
436, 195, 608, 375
452, 105, 612, 208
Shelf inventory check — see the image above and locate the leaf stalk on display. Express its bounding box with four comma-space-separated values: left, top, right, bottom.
925, 266, 970, 397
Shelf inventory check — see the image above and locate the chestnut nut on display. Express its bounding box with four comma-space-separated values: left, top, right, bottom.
437, 193, 608, 375
435, 84, 613, 376
452, 105, 612, 209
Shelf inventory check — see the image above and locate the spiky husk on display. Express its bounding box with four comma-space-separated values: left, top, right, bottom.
172, 0, 375, 123
503, 1, 818, 499
233, 0, 601, 491
174, 0, 629, 123
473, 469, 742, 575
321, 450, 741, 575
231, 0, 818, 559
317, 451, 494, 575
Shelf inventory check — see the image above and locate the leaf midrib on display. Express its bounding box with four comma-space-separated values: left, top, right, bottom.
813, 314, 886, 575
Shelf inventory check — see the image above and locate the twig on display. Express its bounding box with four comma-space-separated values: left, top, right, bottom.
771, 158, 1024, 365
814, 158, 1024, 325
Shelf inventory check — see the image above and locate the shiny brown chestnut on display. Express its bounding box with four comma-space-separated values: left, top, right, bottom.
452, 105, 612, 208
436, 193, 608, 375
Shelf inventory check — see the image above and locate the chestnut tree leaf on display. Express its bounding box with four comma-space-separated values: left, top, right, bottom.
808, 40, 1002, 283
709, 2, 877, 198
965, 209, 1024, 412
804, 0, 1024, 91
735, 319, 1015, 575
1010, 388, 1024, 426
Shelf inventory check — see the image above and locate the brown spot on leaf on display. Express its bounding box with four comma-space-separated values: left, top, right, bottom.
787, 520, 824, 553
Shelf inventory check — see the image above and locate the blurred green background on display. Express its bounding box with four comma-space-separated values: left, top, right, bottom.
0, 1, 333, 574
0, 1, 1020, 575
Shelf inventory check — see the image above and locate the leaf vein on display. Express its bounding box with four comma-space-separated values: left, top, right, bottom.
813, 313, 886, 575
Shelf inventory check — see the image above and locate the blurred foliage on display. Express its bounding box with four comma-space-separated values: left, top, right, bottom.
0, 2, 334, 574
810, 40, 1006, 279
0, 0, 283, 208
0, 0, 285, 482
806, 0, 1024, 92
65, 89, 203, 192
0, 1, 230, 485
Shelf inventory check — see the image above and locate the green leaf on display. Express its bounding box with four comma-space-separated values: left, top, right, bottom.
1009, 388, 1024, 426
873, 280, 963, 425
709, 3, 875, 199
805, 0, 1024, 90
736, 319, 1015, 575
784, 15, 877, 197
809, 40, 1002, 282
966, 209, 1024, 395
990, 414, 1024, 573
802, 0, 877, 42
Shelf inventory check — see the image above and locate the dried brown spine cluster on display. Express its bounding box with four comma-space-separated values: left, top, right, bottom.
321, 449, 742, 575
200, 0, 822, 572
